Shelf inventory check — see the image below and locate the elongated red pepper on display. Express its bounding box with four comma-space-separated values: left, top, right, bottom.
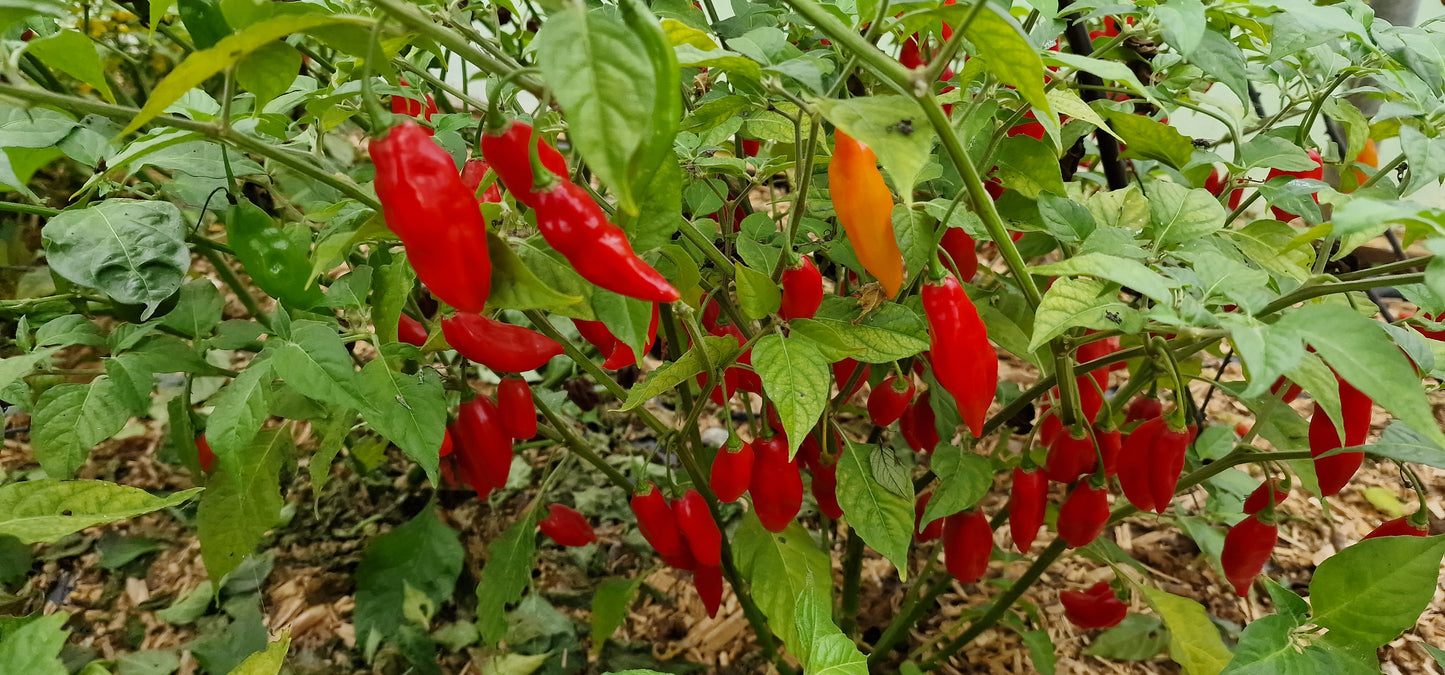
1096, 425, 1122, 477
1117, 417, 1164, 512
574, 303, 660, 369
398, 314, 428, 347
442, 312, 563, 373
830, 129, 905, 297
1221, 514, 1277, 596
530, 181, 679, 303
1270, 377, 1304, 403
867, 375, 915, 427
1060, 581, 1128, 630
539, 504, 596, 547
922, 276, 998, 437
672, 489, 722, 567
1044, 429, 1097, 484
915, 492, 944, 542
1008, 467, 1047, 552
779, 255, 823, 321
1148, 424, 1195, 514
1243, 479, 1288, 515
452, 396, 513, 498
496, 376, 538, 440
693, 564, 724, 618
1266, 149, 1323, 221
1308, 376, 1371, 496
479, 120, 569, 207
460, 158, 504, 204
899, 392, 940, 454
943, 509, 993, 583
938, 227, 978, 282
1363, 515, 1429, 539
1058, 482, 1109, 547
812, 460, 843, 519
750, 434, 802, 533
439, 429, 453, 457
196, 435, 215, 473
833, 359, 870, 400
631, 482, 693, 568
370, 121, 492, 312
710, 439, 755, 503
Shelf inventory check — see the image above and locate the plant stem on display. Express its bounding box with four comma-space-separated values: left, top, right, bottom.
370, 0, 544, 96
838, 528, 866, 635
200, 248, 272, 331
773, 114, 821, 280
678, 218, 736, 274
532, 394, 633, 491
1258, 272, 1425, 316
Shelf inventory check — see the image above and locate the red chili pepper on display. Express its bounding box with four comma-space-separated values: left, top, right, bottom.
1308, 375, 1371, 496
496, 376, 538, 440
479, 120, 569, 207
1097, 426, 1122, 477
922, 276, 998, 437
1008, 467, 1048, 552
1117, 417, 1164, 512
740, 138, 761, 157
442, 312, 563, 373
779, 255, 824, 321
693, 564, 725, 618
1243, 479, 1288, 515
451, 396, 513, 498
833, 359, 871, 400
672, 489, 722, 567
196, 435, 215, 473
1124, 396, 1163, 425
1204, 168, 1243, 211
391, 78, 438, 121
943, 509, 993, 583
867, 375, 915, 427
750, 434, 802, 533
531, 181, 680, 303
370, 121, 492, 312
1060, 581, 1128, 630
460, 158, 504, 204
1363, 515, 1429, 539
915, 491, 944, 542
1044, 428, 1097, 484
631, 482, 693, 568
811, 460, 843, 519
574, 303, 660, 370
710, 439, 755, 503
1266, 149, 1324, 221
899, 391, 940, 454
1008, 111, 1046, 141
1221, 514, 1277, 596
1058, 482, 1110, 547
701, 297, 723, 332
398, 314, 428, 347
539, 503, 597, 547
1270, 377, 1303, 403
1148, 424, 1195, 514
439, 429, 454, 457
938, 227, 978, 282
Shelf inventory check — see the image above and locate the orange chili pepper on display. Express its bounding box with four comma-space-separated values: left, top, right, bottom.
829, 130, 905, 298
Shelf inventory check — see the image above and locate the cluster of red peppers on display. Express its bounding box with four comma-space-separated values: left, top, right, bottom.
630, 483, 728, 617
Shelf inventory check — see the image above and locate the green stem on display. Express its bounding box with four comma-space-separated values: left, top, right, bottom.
200, 248, 272, 331
1257, 272, 1425, 316
0, 201, 60, 217
773, 114, 822, 280
532, 394, 634, 491
678, 219, 735, 274
838, 528, 866, 635
1296, 72, 1350, 148
920, 0, 988, 85
369, 0, 545, 96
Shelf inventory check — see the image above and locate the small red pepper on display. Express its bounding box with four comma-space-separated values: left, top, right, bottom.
812, 460, 843, 519
398, 314, 428, 347
196, 435, 215, 473
710, 439, 755, 503
391, 78, 438, 121
922, 276, 998, 437
779, 255, 824, 321
938, 227, 978, 282
1363, 515, 1430, 539
496, 376, 538, 440
1148, 424, 1195, 514
1117, 417, 1164, 512
1058, 482, 1110, 547
943, 509, 993, 583
451, 396, 513, 498
1308, 375, 1371, 496
1221, 514, 1277, 596
833, 359, 871, 401
1096, 425, 1122, 477
1243, 479, 1288, 515
479, 120, 569, 207
899, 391, 940, 454
1044, 428, 1097, 484
530, 181, 680, 303
460, 158, 504, 204
1265, 149, 1324, 221
1124, 396, 1163, 425
750, 433, 803, 533
439, 429, 453, 457
1060, 581, 1128, 630
693, 564, 725, 618
1204, 168, 1243, 211
867, 375, 915, 427
631, 482, 693, 568
442, 312, 564, 373
915, 492, 944, 542
672, 489, 722, 567
1270, 377, 1304, 403
539, 504, 597, 547
1008, 467, 1048, 552
574, 303, 660, 369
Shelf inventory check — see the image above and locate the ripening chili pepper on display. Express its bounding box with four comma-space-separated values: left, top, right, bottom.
1243, 479, 1288, 515
496, 376, 538, 440
1148, 424, 1195, 514
371, 121, 492, 312
915, 492, 944, 542
1363, 515, 1429, 539
398, 314, 428, 348
1008, 467, 1048, 552
830, 129, 905, 298
196, 435, 215, 473
1270, 377, 1303, 403
1308, 375, 1371, 496
391, 78, 438, 121
710, 438, 755, 503
672, 490, 722, 567
479, 120, 569, 208
452, 396, 513, 499
812, 460, 843, 519
1045, 429, 1097, 484
779, 255, 824, 321
1221, 514, 1277, 596
574, 303, 660, 369
1060, 581, 1128, 630
1124, 396, 1163, 425
922, 275, 998, 437
460, 158, 504, 204
899, 35, 926, 69
1266, 148, 1324, 221
1204, 168, 1243, 211
539, 503, 597, 547
224, 197, 325, 310
442, 312, 564, 373
943, 509, 993, 583
631, 482, 694, 568
1058, 482, 1110, 547
899, 392, 940, 454
1117, 416, 1164, 512
531, 181, 681, 303
938, 227, 978, 282
867, 375, 916, 427
693, 565, 724, 618
1347, 139, 1378, 191
750, 433, 803, 533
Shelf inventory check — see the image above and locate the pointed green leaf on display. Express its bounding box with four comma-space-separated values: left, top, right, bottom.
0, 480, 200, 544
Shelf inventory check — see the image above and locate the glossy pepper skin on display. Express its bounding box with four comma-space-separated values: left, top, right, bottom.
779, 255, 824, 321
1058, 482, 1110, 547
531, 181, 680, 303
710, 440, 755, 503
833, 359, 870, 400
922, 276, 998, 437
1364, 515, 1429, 539
1148, 424, 1195, 514
1117, 417, 1165, 512
750, 434, 803, 533
672, 490, 722, 567
867, 375, 915, 427
1044, 429, 1096, 484
539, 504, 597, 547
391, 78, 437, 121
830, 130, 905, 297
1266, 148, 1324, 221
479, 120, 569, 207
1270, 377, 1304, 403
1243, 480, 1289, 515
574, 303, 660, 369
1096, 426, 1122, 477
398, 315, 428, 347
438, 429, 453, 457
943, 510, 993, 583
900, 392, 940, 454
1308, 376, 1371, 496
1221, 514, 1277, 596
812, 461, 843, 519
496, 376, 538, 439
1008, 468, 1048, 552
630, 482, 693, 568
1124, 397, 1163, 424
693, 565, 724, 618
452, 396, 513, 498
938, 227, 978, 282
225, 197, 325, 309
915, 492, 944, 542
1060, 582, 1128, 630
371, 121, 493, 312
460, 158, 504, 203
196, 436, 215, 473
442, 312, 563, 373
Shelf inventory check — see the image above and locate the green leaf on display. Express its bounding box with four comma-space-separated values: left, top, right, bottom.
1030, 253, 1176, 302
618, 335, 740, 410
1101, 111, 1195, 169
0, 612, 69, 675
206, 358, 273, 470
1029, 278, 1140, 351
1311, 535, 1445, 649
157, 581, 214, 625
30, 379, 131, 478
25, 30, 115, 103
594, 292, 655, 365
268, 320, 362, 410
0, 480, 199, 544
197, 428, 290, 583
589, 576, 643, 657
735, 262, 782, 319
485, 232, 584, 314
41, 200, 189, 319
307, 411, 353, 495
1140, 586, 1232, 675
160, 279, 224, 338
1238, 136, 1317, 173
1358, 421, 1445, 469
355, 509, 463, 645
356, 358, 445, 483
792, 580, 867, 674
994, 135, 1064, 198
1045, 89, 1119, 141
786, 319, 865, 363
943, 3, 1050, 118
1040, 52, 1157, 105
815, 96, 935, 203
1181, 29, 1249, 105
811, 297, 930, 363
920, 448, 992, 524
731, 515, 833, 657
0, 348, 59, 393
476, 511, 539, 645
1154, 0, 1205, 58
225, 631, 290, 675
235, 42, 301, 109
836, 440, 913, 580
1146, 181, 1227, 247
752, 333, 830, 458
1084, 614, 1170, 661
1019, 629, 1058, 674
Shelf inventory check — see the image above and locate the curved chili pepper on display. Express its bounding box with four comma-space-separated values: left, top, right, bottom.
224, 197, 325, 309
750, 433, 802, 533
899, 392, 940, 454
830, 129, 905, 297
1308, 376, 1371, 496
631, 482, 693, 568
1148, 424, 1195, 514
938, 227, 978, 282
479, 120, 569, 207
867, 375, 915, 427
539, 503, 596, 547
1008, 467, 1048, 552
1363, 515, 1429, 539
574, 303, 660, 370
460, 158, 504, 204
398, 314, 428, 348
370, 121, 492, 312
710, 439, 755, 503
531, 181, 680, 303
922, 276, 998, 437
496, 376, 538, 440
452, 396, 513, 498
779, 255, 824, 321
1221, 514, 1277, 596
833, 359, 870, 401
693, 564, 724, 618
1060, 581, 1128, 630
915, 492, 944, 542
812, 460, 843, 519
1058, 482, 1110, 547
1124, 396, 1163, 425
1044, 429, 1097, 484
672, 489, 722, 567
1266, 149, 1323, 221
442, 312, 563, 373
1117, 417, 1164, 512
196, 435, 215, 473
1243, 479, 1288, 515
943, 509, 993, 583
